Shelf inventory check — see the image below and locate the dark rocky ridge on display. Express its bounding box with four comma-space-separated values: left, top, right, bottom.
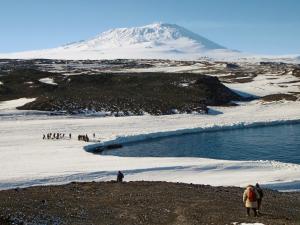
0, 181, 299, 225
0, 69, 242, 115
262, 94, 298, 102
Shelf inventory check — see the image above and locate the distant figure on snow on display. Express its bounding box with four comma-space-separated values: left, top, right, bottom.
69, 133, 72, 139
117, 171, 124, 182
243, 185, 260, 217
255, 183, 264, 214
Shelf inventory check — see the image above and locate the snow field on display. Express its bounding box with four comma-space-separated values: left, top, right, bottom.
0, 98, 300, 190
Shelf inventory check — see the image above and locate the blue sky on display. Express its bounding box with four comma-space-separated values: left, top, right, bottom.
0, 0, 299, 54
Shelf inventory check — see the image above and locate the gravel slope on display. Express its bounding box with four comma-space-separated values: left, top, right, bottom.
0, 181, 299, 225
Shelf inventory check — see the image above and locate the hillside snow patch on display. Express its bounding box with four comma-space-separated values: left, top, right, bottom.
39, 77, 57, 85
0, 98, 36, 110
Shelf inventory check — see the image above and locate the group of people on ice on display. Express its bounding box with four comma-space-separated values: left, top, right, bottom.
243, 183, 264, 217
78, 133, 96, 142
43, 132, 98, 142
43, 133, 72, 140
78, 134, 90, 142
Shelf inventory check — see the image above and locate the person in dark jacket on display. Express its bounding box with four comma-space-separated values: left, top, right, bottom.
117, 171, 124, 182
85, 134, 89, 142
256, 183, 264, 214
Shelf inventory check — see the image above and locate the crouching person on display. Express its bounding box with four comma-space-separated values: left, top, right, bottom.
243, 185, 260, 217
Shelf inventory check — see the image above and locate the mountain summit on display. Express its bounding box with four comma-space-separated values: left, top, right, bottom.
65, 23, 226, 50
1, 23, 238, 60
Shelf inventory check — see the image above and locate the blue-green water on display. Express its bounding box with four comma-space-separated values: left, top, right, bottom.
102, 123, 300, 164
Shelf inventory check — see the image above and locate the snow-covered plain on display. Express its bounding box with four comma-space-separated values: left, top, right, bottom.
1, 98, 300, 191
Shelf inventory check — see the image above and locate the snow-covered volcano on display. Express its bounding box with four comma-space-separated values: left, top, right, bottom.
0, 23, 239, 60
70, 23, 226, 49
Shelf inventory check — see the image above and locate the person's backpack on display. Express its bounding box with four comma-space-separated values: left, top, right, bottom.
248, 188, 257, 202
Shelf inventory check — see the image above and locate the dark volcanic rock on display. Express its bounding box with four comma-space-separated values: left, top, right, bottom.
0, 70, 242, 115
262, 94, 298, 102
194, 76, 241, 105
292, 68, 300, 78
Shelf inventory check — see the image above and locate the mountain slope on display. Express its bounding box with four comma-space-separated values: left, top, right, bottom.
65, 23, 226, 50
0, 23, 239, 60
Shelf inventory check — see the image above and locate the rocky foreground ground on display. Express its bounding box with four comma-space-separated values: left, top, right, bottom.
0, 181, 299, 225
